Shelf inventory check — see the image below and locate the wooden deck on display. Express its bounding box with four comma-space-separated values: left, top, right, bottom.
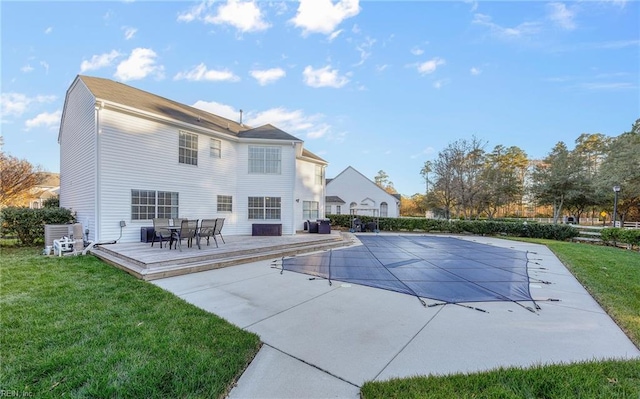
91, 231, 353, 280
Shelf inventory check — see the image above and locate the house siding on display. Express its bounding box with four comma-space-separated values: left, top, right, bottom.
326, 167, 400, 218
59, 80, 97, 240
294, 159, 325, 230
97, 109, 242, 242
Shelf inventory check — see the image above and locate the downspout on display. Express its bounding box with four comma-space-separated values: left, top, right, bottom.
94, 102, 102, 241
291, 142, 297, 234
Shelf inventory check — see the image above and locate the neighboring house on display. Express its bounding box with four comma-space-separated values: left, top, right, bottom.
325, 166, 400, 218
27, 172, 60, 209
58, 75, 326, 243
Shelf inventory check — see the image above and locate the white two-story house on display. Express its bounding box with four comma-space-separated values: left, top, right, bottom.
58, 75, 327, 243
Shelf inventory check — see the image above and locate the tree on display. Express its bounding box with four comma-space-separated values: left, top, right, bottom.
374, 170, 390, 188
420, 160, 433, 193
0, 152, 43, 207
532, 142, 581, 224
596, 120, 640, 222
480, 145, 528, 218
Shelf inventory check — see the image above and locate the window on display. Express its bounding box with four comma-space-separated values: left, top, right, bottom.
315, 165, 323, 185
131, 190, 179, 220
249, 146, 281, 174
380, 202, 388, 217
210, 138, 221, 158
217, 195, 232, 212
303, 201, 319, 219
248, 196, 281, 220
350, 202, 357, 209
336, 205, 341, 215
179, 131, 198, 165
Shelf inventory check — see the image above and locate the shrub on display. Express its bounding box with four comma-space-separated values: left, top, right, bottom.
325, 215, 579, 241
0, 207, 75, 246
42, 196, 60, 208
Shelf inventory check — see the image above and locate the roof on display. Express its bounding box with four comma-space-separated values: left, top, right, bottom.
327, 166, 401, 203
73, 75, 329, 161
325, 196, 345, 204
238, 124, 299, 141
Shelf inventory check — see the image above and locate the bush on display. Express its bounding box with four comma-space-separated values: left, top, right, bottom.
42, 196, 60, 208
601, 228, 640, 248
325, 215, 579, 241
0, 207, 75, 246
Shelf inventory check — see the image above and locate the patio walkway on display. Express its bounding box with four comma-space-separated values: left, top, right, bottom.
91, 231, 351, 280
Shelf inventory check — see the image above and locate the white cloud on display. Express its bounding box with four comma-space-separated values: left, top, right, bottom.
411, 47, 424, 56
25, 110, 62, 130
40, 61, 49, 74
250, 68, 286, 85
1, 93, 56, 118
470, 67, 481, 75
178, 0, 269, 33
115, 48, 164, 81
192, 100, 239, 120
464, 0, 479, 12
21, 64, 34, 73
290, 0, 360, 36
579, 82, 636, 90
328, 29, 343, 42
417, 57, 445, 75
80, 50, 121, 73
376, 64, 388, 72
174, 63, 240, 82
547, 2, 576, 30
354, 36, 375, 66
303, 65, 349, 88
433, 79, 450, 89
206, 0, 270, 32
472, 13, 541, 38
245, 107, 334, 140
123, 26, 138, 40
44, 27, 53, 34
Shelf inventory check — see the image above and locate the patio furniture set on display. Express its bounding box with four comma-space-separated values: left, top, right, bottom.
151, 218, 225, 251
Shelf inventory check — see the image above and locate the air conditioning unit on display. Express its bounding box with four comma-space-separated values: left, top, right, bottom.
44, 224, 84, 248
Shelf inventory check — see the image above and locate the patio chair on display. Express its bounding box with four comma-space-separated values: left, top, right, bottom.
211, 218, 225, 248
170, 219, 200, 251
152, 218, 170, 248
198, 219, 217, 247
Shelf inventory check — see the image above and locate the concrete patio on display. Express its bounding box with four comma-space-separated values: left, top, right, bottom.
149, 233, 640, 398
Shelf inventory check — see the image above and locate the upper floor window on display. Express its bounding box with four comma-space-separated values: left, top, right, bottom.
217, 195, 232, 212
315, 165, 323, 185
249, 146, 281, 174
210, 138, 221, 158
179, 131, 198, 165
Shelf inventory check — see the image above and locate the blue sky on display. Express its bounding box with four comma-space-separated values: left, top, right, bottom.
1, 0, 638, 195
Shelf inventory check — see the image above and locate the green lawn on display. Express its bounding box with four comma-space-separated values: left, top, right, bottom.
361, 240, 640, 399
0, 247, 261, 398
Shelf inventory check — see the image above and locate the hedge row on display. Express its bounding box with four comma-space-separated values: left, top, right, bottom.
0, 207, 75, 246
327, 214, 579, 241
600, 228, 640, 248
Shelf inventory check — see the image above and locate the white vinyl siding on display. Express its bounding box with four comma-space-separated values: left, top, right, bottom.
248, 146, 281, 174
59, 80, 97, 241
179, 130, 198, 165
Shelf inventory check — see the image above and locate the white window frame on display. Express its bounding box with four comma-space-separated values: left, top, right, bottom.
249, 146, 281, 174
380, 202, 388, 217
179, 131, 198, 165
131, 190, 179, 220
303, 201, 319, 219
217, 195, 232, 212
315, 165, 323, 185
248, 196, 281, 220
210, 138, 221, 158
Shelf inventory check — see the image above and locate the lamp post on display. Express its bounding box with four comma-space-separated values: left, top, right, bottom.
612, 185, 621, 227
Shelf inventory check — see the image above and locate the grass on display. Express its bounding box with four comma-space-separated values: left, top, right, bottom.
361, 239, 640, 399
0, 246, 261, 398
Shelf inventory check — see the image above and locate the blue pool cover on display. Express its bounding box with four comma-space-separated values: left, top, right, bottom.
281, 235, 535, 306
